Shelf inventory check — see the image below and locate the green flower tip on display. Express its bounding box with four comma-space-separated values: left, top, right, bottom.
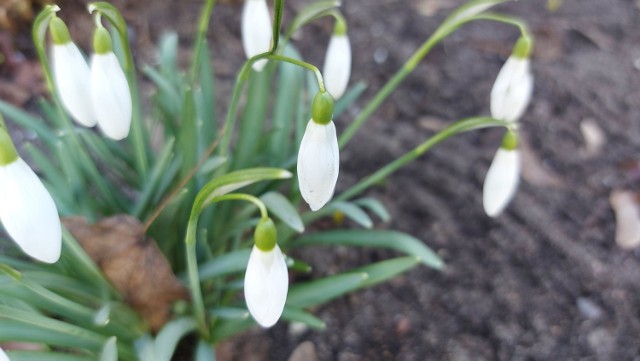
49, 16, 71, 45
513, 35, 534, 59
93, 26, 113, 54
312, 91, 334, 125
0, 127, 18, 166
254, 217, 277, 251
501, 130, 518, 151
334, 19, 348, 36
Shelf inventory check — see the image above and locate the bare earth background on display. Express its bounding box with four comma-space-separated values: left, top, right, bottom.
2, 0, 640, 360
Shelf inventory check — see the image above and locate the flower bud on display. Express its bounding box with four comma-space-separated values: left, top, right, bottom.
244, 244, 288, 327
90, 27, 132, 140
50, 17, 97, 127
323, 22, 351, 99
0, 129, 61, 263
242, 0, 272, 71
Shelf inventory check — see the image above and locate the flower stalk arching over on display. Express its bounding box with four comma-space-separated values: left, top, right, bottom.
90, 26, 132, 140
323, 20, 351, 100
242, 0, 272, 72
297, 92, 340, 211
49, 16, 97, 127
0, 129, 61, 264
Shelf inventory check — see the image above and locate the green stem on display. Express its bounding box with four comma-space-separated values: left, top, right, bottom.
472, 12, 529, 36
184, 193, 268, 339
336, 117, 511, 202
271, 0, 285, 52
189, 0, 216, 83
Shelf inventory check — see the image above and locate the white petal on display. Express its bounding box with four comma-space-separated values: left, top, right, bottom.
244, 245, 289, 327
51, 43, 96, 127
323, 34, 351, 99
0, 158, 61, 263
0, 348, 9, 361
483, 148, 521, 217
297, 120, 340, 211
242, 0, 272, 71
490, 56, 533, 122
90, 52, 132, 140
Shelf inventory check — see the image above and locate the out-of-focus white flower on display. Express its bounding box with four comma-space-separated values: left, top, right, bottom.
0, 129, 61, 263
49, 17, 96, 127
90, 27, 132, 140
0, 347, 10, 361
242, 0, 272, 72
323, 32, 351, 99
297, 119, 339, 211
490, 36, 534, 123
244, 244, 288, 327
482, 147, 521, 217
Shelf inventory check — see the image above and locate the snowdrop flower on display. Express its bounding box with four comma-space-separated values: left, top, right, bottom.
323, 20, 351, 99
49, 16, 96, 127
490, 36, 534, 123
0, 128, 61, 263
297, 92, 339, 211
483, 131, 520, 217
0, 347, 9, 361
242, 0, 272, 71
244, 218, 288, 327
90, 27, 132, 140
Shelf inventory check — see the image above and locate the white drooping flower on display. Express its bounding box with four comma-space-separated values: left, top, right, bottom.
90, 27, 132, 140
244, 244, 289, 327
297, 119, 340, 211
49, 17, 96, 127
490, 37, 534, 123
323, 32, 351, 99
242, 0, 272, 72
0, 347, 9, 361
482, 147, 521, 217
0, 128, 61, 263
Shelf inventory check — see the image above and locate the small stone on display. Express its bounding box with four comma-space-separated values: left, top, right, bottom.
576, 297, 603, 320
288, 341, 317, 361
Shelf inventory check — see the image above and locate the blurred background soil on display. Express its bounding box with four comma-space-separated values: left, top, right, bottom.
2, 0, 640, 360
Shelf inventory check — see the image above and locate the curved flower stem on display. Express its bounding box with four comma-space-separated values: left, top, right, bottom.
339, 0, 517, 148
189, 0, 216, 83
336, 117, 512, 202
184, 193, 268, 338
472, 12, 530, 37
271, 0, 285, 52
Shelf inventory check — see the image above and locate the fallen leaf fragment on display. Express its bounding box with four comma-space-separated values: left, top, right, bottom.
63, 215, 188, 332
609, 190, 640, 249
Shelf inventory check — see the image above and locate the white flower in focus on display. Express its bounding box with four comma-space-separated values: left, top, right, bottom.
0, 347, 9, 361
482, 147, 521, 217
244, 245, 288, 327
90, 27, 132, 140
297, 120, 340, 211
50, 17, 96, 127
323, 33, 351, 99
242, 0, 272, 72
490, 56, 533, 123
0, 158, 62, 263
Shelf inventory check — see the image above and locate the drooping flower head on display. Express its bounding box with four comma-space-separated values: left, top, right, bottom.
90, 26, 132, 140
0, 347, 10, 361
297, 92, 340, 211
490, 35, 534, 123
244, 217, 288, 327
242, 0, 272, 72
0, 127, 61, 263
483, 131, 521, 217
49, 16, 97, 127
323, 19, 351, 100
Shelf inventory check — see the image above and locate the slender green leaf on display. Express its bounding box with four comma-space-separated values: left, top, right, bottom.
282, 308, 326, 330
286, 0, 341, 38
286, 273, 367, 308
294, 230, 444, 269
0, 101, 55, 146
134, 334, 156, 361
261, 192, 305, 232
197, 249, 250, 281
196, 340, 216, 361
330, 201, 373, 228
210, 318, 254, 343
354, 197, 391, 222
354, 257, 419, 287
7, 352, 93, 361
99, 337, 118, 361
197, 156, 227, 177
154, 317, 197, 361
209, 307, 250, 320
132, 137, 176, 218
334, 81, 367, 118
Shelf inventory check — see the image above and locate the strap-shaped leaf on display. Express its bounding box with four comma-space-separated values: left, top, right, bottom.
197, 249, 250, 281
286, 273, 367, 308
294, 230, 444, 270
261, 191, 305, 232
354, 197, 391, 222
352, 256, 419, 288
99, 337, 118, 361
282, 308, 326, 330
330, 201, 373, 228
153, 317, 197, 361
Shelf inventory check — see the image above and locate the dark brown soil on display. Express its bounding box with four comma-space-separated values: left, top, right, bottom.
3, 0, 640, 360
